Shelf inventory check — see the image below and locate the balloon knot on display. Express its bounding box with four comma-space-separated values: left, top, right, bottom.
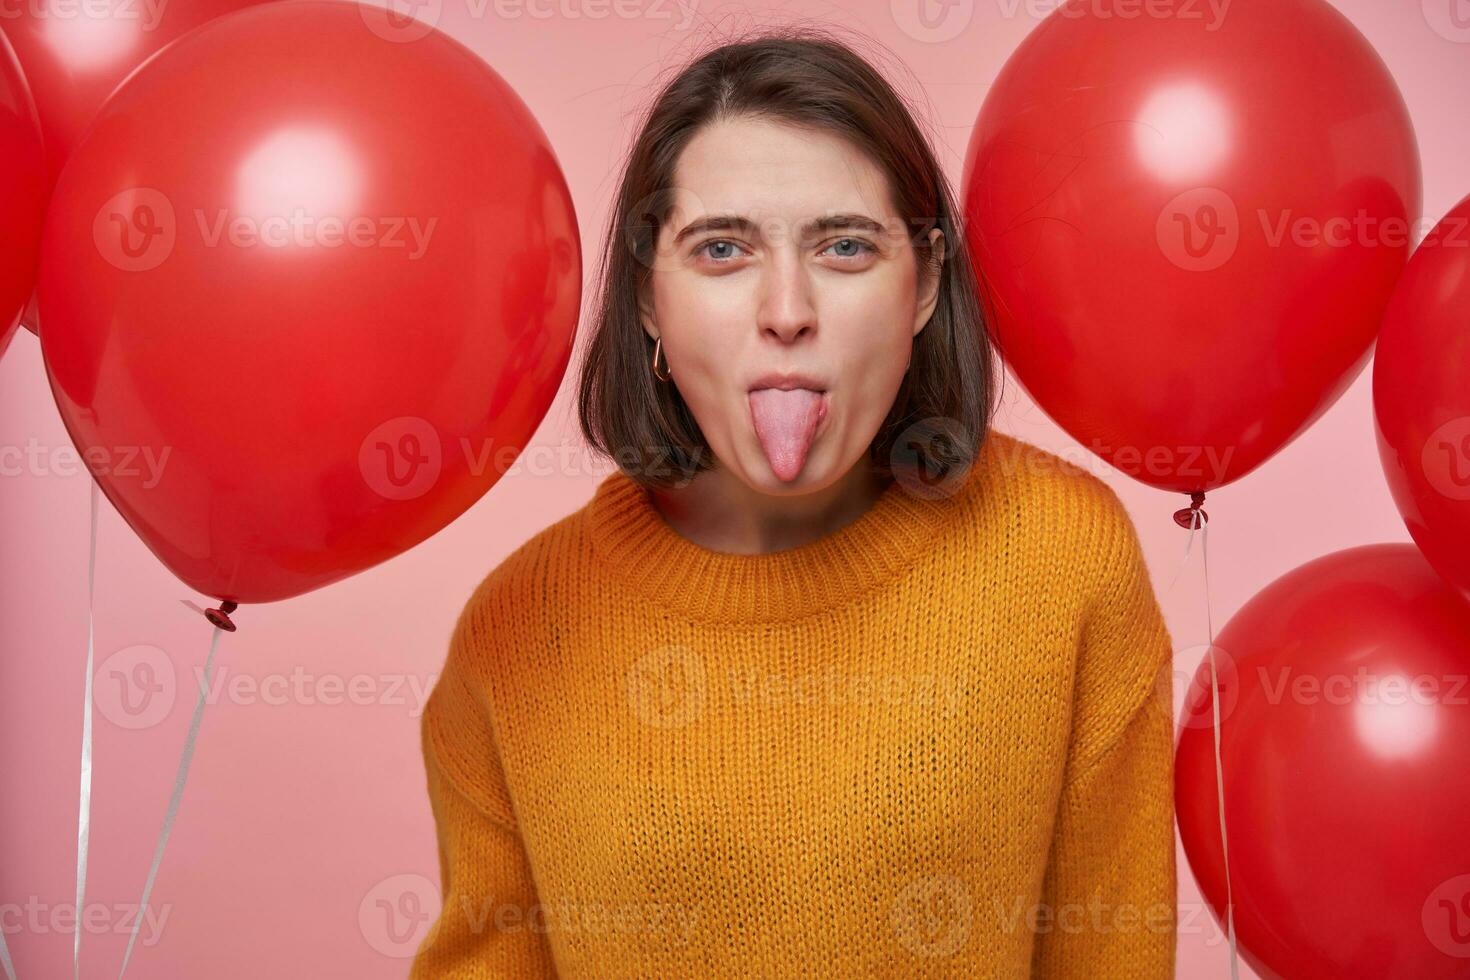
204, 600, 239, 632
1172, 490, 1208, 529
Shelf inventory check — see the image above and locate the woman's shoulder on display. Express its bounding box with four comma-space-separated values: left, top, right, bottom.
970, 429, 1149, 592
975, 429, 1138, 532
453, 490, 595, 624
435, 488, 604, 696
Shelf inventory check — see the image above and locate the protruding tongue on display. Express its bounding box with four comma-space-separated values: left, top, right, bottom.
748, 388, 824, 482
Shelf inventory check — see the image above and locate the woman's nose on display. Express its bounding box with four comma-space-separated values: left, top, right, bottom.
755, 252, 817, 342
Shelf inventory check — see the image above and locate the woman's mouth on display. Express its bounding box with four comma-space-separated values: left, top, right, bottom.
747, 386, 829, 482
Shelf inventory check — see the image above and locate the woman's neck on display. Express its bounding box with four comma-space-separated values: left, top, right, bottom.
646, 460, 893, 556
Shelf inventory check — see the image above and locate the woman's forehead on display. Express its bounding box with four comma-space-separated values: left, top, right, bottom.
671, 116, 895, 221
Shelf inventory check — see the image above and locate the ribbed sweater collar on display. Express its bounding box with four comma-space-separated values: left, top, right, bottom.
585, 462, 976, 624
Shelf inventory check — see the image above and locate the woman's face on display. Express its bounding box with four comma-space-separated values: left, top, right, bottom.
639, 114, 944, 495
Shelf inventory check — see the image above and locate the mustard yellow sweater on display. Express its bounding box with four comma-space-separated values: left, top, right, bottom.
408, 429, 1177, 978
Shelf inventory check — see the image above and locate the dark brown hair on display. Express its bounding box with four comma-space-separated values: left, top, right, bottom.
577, 26, 998, 490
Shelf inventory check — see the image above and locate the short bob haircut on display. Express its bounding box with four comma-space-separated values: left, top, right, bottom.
577, 27, 999, 490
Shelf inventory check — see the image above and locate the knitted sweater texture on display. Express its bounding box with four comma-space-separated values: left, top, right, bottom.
408, 429, 1178, 978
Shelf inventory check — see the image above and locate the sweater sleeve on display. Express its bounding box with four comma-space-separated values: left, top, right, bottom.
1030, 501, 1178, 978
409, 611, 558, 979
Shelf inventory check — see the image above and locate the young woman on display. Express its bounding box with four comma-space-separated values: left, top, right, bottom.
410, 29, 1177, 979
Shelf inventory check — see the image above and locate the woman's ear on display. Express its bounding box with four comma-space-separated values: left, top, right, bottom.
637, 279, 659, 341
913, 227, 945, 337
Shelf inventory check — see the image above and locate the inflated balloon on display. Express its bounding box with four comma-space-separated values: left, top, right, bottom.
1374, 193, 1470, 604
0, 28, 46, 352
39, 1, 581, 605
6, 0, 267, 335
962, 0, 1420, 494
1176, 544, 1470, 979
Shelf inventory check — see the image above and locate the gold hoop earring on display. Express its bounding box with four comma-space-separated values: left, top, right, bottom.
652, 336, 673, 382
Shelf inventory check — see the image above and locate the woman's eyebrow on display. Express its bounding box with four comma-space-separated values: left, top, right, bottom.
671, 212, 886, 245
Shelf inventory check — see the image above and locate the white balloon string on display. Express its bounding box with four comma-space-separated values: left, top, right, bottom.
1169, 504, 1239, 978
74, 480, 101, 980
117, 622, 226, 977
1199, 512, 1240, 978
0, 886, 16, 977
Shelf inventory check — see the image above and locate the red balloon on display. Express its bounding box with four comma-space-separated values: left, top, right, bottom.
38, 1, 581, 604
962, 0, 1420, 493
7, 0, 269, 335
1374, 193, 1470, 604
0, 27, 46, 350
1176, 544, 1470, 979
4, 0, 270, 184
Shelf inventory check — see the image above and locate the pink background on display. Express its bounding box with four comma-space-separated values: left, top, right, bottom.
3, 1, 1468, 976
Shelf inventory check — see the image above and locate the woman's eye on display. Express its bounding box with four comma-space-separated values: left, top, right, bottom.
822, 238, 875, 260
695, 237, 875, 264
698, 240, 744, 263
